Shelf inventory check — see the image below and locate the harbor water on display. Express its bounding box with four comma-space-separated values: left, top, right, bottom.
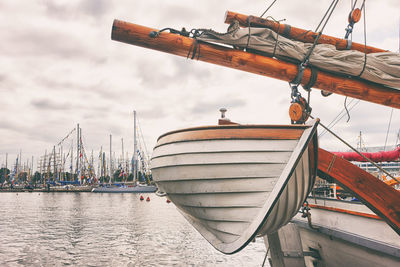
0, 193, 267, 266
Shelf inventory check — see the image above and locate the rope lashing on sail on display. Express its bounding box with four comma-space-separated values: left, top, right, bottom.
149, 25, 243, 60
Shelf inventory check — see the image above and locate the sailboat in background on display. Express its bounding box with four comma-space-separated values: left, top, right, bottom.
92, 111, 157, 193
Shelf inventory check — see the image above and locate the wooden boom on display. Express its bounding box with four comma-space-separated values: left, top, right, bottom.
111, 19, 400, 109
224, 11, 386, 54
318, 148, 400, 235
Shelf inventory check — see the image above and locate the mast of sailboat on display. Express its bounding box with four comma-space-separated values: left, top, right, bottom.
79, 127, 83, 182
31, 155, 34, 182
102, 152, 107, 182
42, 149, 47, 185
121, 138, 125, 182
76, 123, 80, 182
17, 149, 21, 182
133, 110, 137, 184
70, 140, 73, 181
109, 134, 112, 184
90, 149, 94, 180
60, 146, 63, 181
99, 146, 102, 180
5, 153, 7, 183
53, 146, 57, 181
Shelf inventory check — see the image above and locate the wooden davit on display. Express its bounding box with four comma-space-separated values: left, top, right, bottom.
111, 20, 400, 109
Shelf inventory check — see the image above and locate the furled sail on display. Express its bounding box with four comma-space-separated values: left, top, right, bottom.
196, 26, 400, 89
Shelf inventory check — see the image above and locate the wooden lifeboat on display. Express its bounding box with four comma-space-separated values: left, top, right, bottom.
150, 119, 319, 254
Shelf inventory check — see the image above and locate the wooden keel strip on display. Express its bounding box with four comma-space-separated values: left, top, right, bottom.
111, 20, 400, 109
318, 148, 400, 235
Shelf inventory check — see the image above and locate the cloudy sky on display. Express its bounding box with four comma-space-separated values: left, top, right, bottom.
0, 0, 399, 171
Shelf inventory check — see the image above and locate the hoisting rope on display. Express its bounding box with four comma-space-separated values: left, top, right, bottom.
344, 0, 365, 49
261, 245, 270, 267
384, 108, 394, 151
260, 0, 278, 18
318, 99, 360, 138
288, 0, 339, 124
309, 114, 400, 184
290, 0, 339, 90
357, 0, 368, 78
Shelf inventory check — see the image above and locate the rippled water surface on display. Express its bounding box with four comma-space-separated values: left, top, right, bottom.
0, 193, 267, 266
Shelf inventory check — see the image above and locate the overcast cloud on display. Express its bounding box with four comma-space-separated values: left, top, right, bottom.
0, 0, 399, 170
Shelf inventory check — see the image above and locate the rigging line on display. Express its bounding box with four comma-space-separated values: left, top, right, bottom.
136, 116, 150, 163
384, 108, 394, 151
328, 98, 356, 127
57, 128, 76, 146
309, 114, 400, 183
320, 98, 356, 132
351, 0, 358, 11
315, 0, 338, 33
319, 99, 360, 138
260, 0, 278, 18
319, 101, 359, 138
357, 0, 367, 77
319, 99, 356, 136
344, 96, 350, 122
317, 0, 340, 34
301, 0, 339, 69
261, 246, 270, 267
350, 0, 355, 41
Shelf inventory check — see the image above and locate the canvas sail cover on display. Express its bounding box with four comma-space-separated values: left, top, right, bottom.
197, 25, 400, 89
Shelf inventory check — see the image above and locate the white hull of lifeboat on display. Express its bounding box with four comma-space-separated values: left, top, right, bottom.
151, 120, 319, 254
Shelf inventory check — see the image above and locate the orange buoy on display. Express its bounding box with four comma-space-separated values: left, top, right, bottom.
146, 196, 150, 202
140, 195, 144, 201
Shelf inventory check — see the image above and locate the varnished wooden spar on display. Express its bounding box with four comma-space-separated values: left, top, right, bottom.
318, 148, 400, 235
111, 20, 400, 109
224, 11, 385, 54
